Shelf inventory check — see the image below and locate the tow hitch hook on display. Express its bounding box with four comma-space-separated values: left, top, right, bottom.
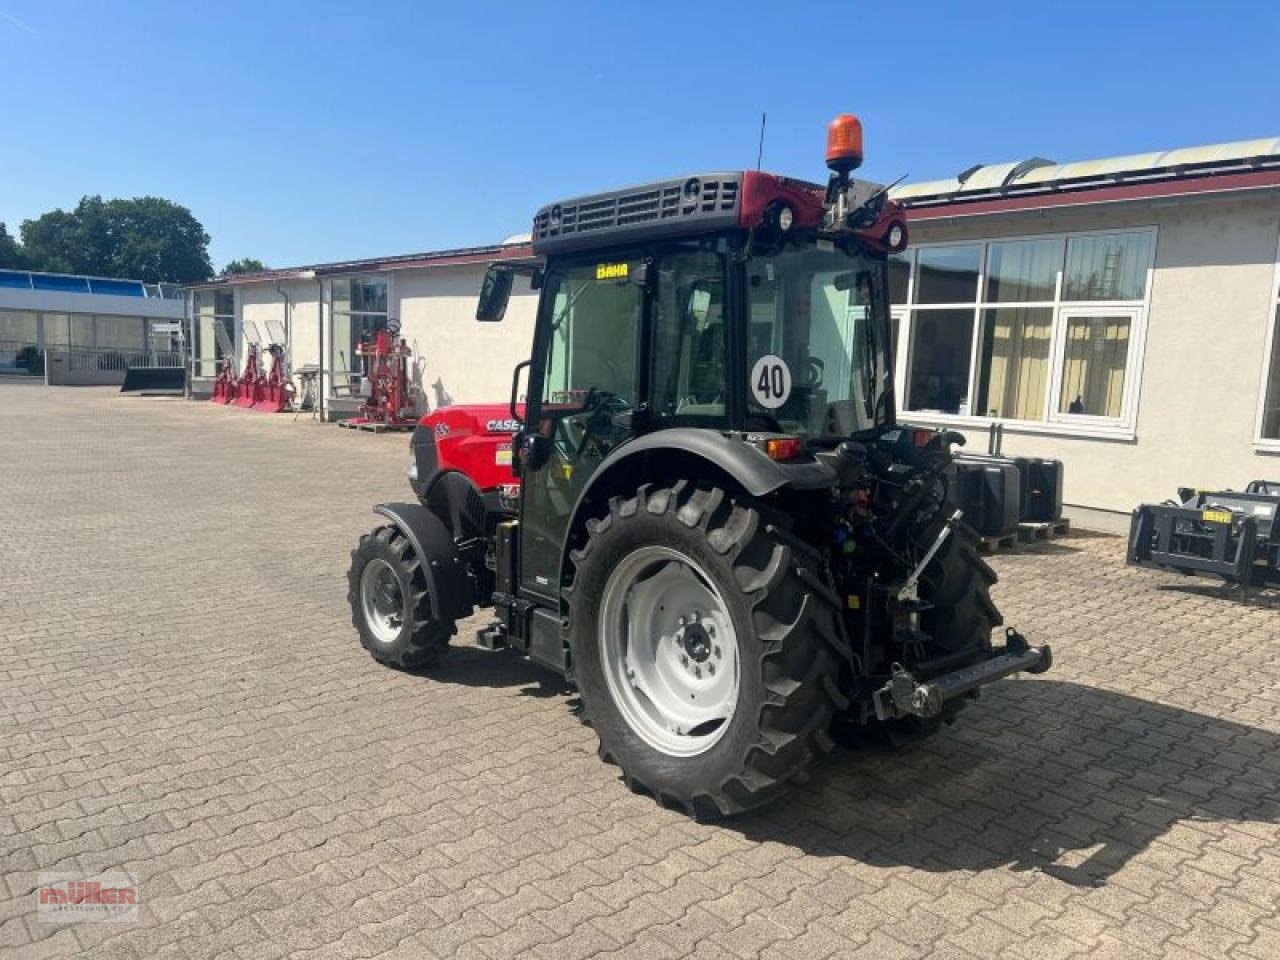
872, 628, 1053, 721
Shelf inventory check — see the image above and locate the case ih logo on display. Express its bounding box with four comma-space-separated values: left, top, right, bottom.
485, 418, 521, 433
36, 872, 138, 922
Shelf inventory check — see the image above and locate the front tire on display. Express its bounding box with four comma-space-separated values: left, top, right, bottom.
567, 483, 850, 819
348, 525, 452, 669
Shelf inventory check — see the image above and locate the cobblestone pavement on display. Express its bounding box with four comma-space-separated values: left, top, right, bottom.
1, 382, 1278, 960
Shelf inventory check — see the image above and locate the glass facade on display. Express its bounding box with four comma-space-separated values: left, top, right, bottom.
893, 229, 1154, 430
193, 290, 235, 378
330, 276, 389, 393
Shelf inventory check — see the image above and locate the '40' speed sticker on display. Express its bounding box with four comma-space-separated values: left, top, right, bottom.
750, 355, 792, 409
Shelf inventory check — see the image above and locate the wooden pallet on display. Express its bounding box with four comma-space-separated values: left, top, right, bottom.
336, 420, 415, 433
978, 533, 1018, 554
1017, 517, 1072, 543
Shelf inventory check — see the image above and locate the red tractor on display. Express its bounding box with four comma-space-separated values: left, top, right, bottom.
348, 114, 1051, 818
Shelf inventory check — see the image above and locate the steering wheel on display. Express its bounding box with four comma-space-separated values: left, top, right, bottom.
570, 390, 631, 461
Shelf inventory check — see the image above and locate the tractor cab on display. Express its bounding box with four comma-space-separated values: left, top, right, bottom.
475, 119, 909, 605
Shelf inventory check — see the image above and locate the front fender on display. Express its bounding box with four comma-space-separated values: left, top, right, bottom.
373, 502, 475, 623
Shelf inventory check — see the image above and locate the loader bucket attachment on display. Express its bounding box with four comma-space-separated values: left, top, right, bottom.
120, 366, 185, 395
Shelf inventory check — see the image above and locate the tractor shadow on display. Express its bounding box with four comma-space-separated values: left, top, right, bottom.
731, 678, 1280, 888
410, 644, 576, 702
1155, 580, 1280, 609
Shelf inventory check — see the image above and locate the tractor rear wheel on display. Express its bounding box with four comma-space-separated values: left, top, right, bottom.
919, 517, 1002, 657
348, 525, 451, 669
567, 482, 849, 820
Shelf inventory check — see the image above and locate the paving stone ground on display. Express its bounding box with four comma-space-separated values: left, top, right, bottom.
1, 381, 1278, 960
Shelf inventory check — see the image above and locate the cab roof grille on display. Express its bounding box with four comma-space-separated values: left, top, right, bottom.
533, 172, 743, 255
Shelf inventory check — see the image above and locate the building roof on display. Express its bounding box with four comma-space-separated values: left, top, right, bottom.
193, 135, 1280, 287
0, 269, 183, 300
890, 135, 1280, 221
187, 238, 535, 289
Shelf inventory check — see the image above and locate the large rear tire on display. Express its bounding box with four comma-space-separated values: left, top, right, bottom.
348, 525, 452, 669
919, 517, 1002, 656
567, 482, 850, 819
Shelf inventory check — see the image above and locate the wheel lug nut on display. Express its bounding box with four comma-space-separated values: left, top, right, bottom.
694, 666, 701, 678
707, 662, 715, 675
680, 654, 688, 666
713, 645, 721, 658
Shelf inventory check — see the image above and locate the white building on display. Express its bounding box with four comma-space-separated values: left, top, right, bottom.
186, 240, 537, 419
891, 137, 1280, 527
189, 135, 1280, 530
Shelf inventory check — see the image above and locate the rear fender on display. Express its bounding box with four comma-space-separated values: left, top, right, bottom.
557, 429, 836, 595
373, 502, 475, 623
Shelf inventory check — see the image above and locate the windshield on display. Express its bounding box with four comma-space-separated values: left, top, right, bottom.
745, 241, 891, 441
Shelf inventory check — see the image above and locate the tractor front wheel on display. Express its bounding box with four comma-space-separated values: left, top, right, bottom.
348, 525, 451, 669
567, 483, 849, 819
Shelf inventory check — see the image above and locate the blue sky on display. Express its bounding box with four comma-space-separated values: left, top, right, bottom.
2, 1, 1278, 271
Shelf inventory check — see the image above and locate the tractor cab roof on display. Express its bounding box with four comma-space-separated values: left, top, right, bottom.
530, 170, 899, 257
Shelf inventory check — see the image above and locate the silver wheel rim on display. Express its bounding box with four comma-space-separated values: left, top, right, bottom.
598, 545, 740, 758
360, 557, 404, 644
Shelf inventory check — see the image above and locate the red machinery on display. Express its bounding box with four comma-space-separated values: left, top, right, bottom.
233, 344, 262, 408
252, 344, 290, 414
339, 323, 417, 431
211, 357, 236, 404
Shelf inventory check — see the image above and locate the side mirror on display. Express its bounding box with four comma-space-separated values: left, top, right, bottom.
477, 266, 514, 322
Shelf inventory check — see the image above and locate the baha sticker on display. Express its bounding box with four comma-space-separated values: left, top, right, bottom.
595, 262, 629, 281
750, 354, 792, 410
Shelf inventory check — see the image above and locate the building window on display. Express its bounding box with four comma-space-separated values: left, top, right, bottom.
1063, 232, 1154, 301
888, 252, 912, 305
1257, 231, 1280, 443
914, 244, 981, 304
0, 310, 39, 371
330, 276, 389, 393
0, 310, 38, 346
1261, 306, 1280, 440
95, 317, 148, 352
193, 290, 235, 378
907, 308, 977, 415
895, 228, 1154, 433
976, 307, 1053, 420
985, 238, 1061, 303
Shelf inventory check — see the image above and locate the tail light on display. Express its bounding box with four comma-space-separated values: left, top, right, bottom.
764, 436, 803, 461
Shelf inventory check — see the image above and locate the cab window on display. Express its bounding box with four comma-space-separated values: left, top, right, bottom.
541, 260, 641, 411
650, 244, 728, 425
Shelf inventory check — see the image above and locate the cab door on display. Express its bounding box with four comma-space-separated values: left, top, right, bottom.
517, 256, 646, 602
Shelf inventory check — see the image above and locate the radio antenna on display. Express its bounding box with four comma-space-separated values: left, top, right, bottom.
756, 112, 767, 170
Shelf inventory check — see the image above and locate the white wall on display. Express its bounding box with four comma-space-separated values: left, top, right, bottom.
394, 265, 538, 411
238, 279, 321, 371
909, 192, 1280, 513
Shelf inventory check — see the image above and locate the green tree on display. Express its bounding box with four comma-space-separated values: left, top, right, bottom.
20, 195, 213, 283
0, 222, 25, 269
221, 258, 268, 276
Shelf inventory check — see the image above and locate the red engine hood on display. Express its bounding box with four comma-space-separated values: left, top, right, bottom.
421, 404, 526, 436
